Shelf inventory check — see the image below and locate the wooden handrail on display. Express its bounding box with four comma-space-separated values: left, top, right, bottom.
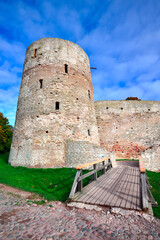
139, 157, 158, 210
139, 156, 145, 173
76, 157, 109, 169
69, 158, 112, 199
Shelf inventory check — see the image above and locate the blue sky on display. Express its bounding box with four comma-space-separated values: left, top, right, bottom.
0, 0, 160, 126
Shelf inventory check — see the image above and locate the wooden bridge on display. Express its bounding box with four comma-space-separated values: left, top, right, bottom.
69, 158, 157, 211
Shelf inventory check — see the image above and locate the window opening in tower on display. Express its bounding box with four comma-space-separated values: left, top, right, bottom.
65, 64, 68, 73
88, 90, 91, 99
39, 79, 43, 89
56, 101, 60, 110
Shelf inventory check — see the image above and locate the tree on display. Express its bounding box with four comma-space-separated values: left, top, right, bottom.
0, 113, 13, 153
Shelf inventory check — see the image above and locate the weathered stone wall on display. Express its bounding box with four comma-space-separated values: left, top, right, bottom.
141, 145, 160, 172
9, 38, 100, 168
9, 38, 160, 170
65, 139, 111, 168
95, 100, 160, 161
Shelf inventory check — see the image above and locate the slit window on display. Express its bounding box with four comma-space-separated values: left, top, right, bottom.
39, 79, 43, 89
55, 101, 60, 110
88, 90, 91, 99
65, 64, 68, 73
34, 48, 37, 58
88, 129, 90, 136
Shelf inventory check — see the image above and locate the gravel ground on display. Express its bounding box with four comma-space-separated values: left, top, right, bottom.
0, 185, 160, 240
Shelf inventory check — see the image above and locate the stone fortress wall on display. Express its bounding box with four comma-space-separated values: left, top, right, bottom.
95, 100, 160, 171
9, 38, 101, 168
9, 38, 160, 171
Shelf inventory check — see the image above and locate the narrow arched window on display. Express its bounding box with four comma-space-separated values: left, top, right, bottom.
88, 129, 90, 136
39, 79, 43, 89
64, 64, 68, 73
55, 101, 60, 110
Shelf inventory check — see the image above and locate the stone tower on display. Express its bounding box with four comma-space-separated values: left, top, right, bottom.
9, 38, 100, 168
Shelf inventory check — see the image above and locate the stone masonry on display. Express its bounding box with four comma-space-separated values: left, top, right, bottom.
9, 38, 100, 168
65, 139, 112, 168
9, 38, 160, 171
95, 100, 160, 171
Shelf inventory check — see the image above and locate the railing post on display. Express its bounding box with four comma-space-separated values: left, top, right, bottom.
69, 169, 81, 199
141, 172, 148, 211
93, 164, 97, 180
102, 161, 105, 174
77, 169, 83, 192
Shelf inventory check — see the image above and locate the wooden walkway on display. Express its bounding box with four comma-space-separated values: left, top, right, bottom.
72, 164, 141, 210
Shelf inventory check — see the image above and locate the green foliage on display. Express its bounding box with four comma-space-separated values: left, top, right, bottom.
147, 170, 160, 219
0, 113, 13, 153
0, 153, 90, 202
116, 159, 139, 161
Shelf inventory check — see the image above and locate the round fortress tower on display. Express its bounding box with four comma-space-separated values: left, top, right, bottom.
9, 38, 100, 168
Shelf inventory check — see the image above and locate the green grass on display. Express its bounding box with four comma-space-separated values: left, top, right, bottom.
146, 170, 160, 219
116, 159, 139, 161
0, 153, 82, 202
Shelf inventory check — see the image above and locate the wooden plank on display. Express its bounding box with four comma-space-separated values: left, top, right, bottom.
130, 168, 138, 209
139, 156, 145, 173
93, 164, 97, 180
74, 171, 111, 201
77, 169, 82, 192
99, 167, 126, 206
136, 169, 141, 210
77, 168, 120, 204
105, 167, 129, 207
76, 157, 109, 169
125, 167, 134, 209
118, 167, 133, 209
117, 168, 132, 207
102, 161, 105, 175
127, 167, 138, 209
90, 168, 122, 205
112, 167, 131, 208
69, 170, 81, 199
141, 172, 148, 210
147, 184, 158, 207
132, 168, 141, 210
78, 165, 106, 181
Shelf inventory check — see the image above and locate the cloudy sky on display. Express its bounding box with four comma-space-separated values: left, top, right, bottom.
1, 0, 160, 126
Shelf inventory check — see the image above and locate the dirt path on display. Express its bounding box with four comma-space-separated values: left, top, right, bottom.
0, 184, 160, 240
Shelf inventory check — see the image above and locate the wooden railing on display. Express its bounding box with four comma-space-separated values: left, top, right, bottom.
139, 157, 158, 211
69, 158, 112, 199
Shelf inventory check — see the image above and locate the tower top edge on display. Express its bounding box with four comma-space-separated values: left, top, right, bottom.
27, 38, 88, 57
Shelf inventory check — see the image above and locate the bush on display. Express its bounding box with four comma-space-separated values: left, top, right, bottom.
0, 113, 13, 153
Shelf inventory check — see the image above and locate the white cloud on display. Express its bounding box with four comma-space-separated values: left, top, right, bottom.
0, 86, 19, 126
0, 37, 25, 64
0, 61, 21, 86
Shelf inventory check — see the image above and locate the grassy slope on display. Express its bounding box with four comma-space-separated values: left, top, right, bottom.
0, 153, 78, 202
146, 170, 160, 219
